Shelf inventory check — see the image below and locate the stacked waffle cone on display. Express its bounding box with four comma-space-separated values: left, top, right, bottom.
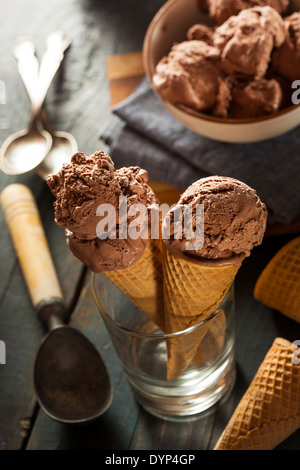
214, 338, 300, 450
254, 237, 300, 324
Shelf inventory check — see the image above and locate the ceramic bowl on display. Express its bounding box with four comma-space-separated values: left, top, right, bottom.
143, 0, 300, 143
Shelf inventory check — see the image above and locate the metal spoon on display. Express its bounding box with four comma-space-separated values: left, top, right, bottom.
36, 110, 77, 180
0, 39, 52, 175
14, 33, 77, 179
1, 184, 113, 424
0, 32, 70, 176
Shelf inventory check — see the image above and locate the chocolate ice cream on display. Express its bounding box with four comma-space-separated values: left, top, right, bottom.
187, 24, 215, 44
230, 78, 282, 118
207, 0, 289, 26
214, 7, 286, 78
152, 40, 231, 116
272, 12, 300, 81
47, 151, 158, 272
162, 176, 267, 267
153, 5, 293, 118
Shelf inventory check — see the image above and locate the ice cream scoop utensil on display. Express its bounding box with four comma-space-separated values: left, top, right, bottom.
0, 184, 113, 424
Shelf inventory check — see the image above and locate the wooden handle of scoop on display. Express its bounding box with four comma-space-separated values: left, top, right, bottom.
0, 184, 63, 308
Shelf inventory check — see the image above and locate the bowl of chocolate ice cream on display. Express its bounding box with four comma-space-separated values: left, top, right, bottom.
143, 0, 300, 143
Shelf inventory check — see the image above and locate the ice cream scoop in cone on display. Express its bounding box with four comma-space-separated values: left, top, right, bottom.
214, 337, 300, 450
47, 151, 164, 328
162, 176, 267, 380
254, 236, 300, 324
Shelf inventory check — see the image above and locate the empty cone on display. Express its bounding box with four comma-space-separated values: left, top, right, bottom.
254, 237, 300, 323
163, 244, 238, 380
104, 237, 164, 331
214, 337, 300, 450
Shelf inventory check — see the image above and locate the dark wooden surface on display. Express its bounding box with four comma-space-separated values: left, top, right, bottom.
0, 0, 300, 451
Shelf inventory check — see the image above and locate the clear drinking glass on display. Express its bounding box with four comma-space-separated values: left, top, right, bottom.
92, 273, 236, 421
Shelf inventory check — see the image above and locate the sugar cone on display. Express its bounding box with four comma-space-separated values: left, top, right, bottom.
214, 337, 300, 450
104, 237, 164, 331
163, 244, 238, 380
254, 237, 300, 323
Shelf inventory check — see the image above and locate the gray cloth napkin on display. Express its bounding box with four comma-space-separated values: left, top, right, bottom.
101, 78, 300, 225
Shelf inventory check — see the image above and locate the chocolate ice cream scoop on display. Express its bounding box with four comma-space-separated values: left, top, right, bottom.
187, 24, 215, 45
66, 236, 148, 273
162, 176, 267, 267
153, 40, 231, 116
214, 6, 286, 78
48, 151, 156, 239
207, 0, 289, 26
230, 78, 282, 118
47, 151, 158, 272
48, 151, 117, 240
272, 12, 300, 82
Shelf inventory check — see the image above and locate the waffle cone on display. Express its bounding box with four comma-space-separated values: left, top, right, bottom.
214, 338, 300, 450
104, 238, 164, 330
163, 245, 238, 380
254, 237, 300, 323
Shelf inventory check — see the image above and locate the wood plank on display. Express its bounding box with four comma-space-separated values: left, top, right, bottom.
109, 76, 144, 107
106, 51, 144, 80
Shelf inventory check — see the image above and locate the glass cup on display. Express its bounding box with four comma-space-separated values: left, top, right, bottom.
92, 273, 236, 421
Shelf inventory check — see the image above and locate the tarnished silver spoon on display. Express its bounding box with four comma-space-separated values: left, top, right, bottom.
0, 32, 72, 176
0, 39, 52, 175
15, 32, 77, 179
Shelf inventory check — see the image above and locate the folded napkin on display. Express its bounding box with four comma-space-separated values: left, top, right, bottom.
101, 78, 300, 225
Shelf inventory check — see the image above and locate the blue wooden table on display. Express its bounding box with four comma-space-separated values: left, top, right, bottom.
0, 0, 300, 450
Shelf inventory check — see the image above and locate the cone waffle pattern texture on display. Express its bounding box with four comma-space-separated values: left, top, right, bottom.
163, 245, 238, 380
254, 237, 300, 323
214, 338, 300, 450
104, 238, 164, 330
